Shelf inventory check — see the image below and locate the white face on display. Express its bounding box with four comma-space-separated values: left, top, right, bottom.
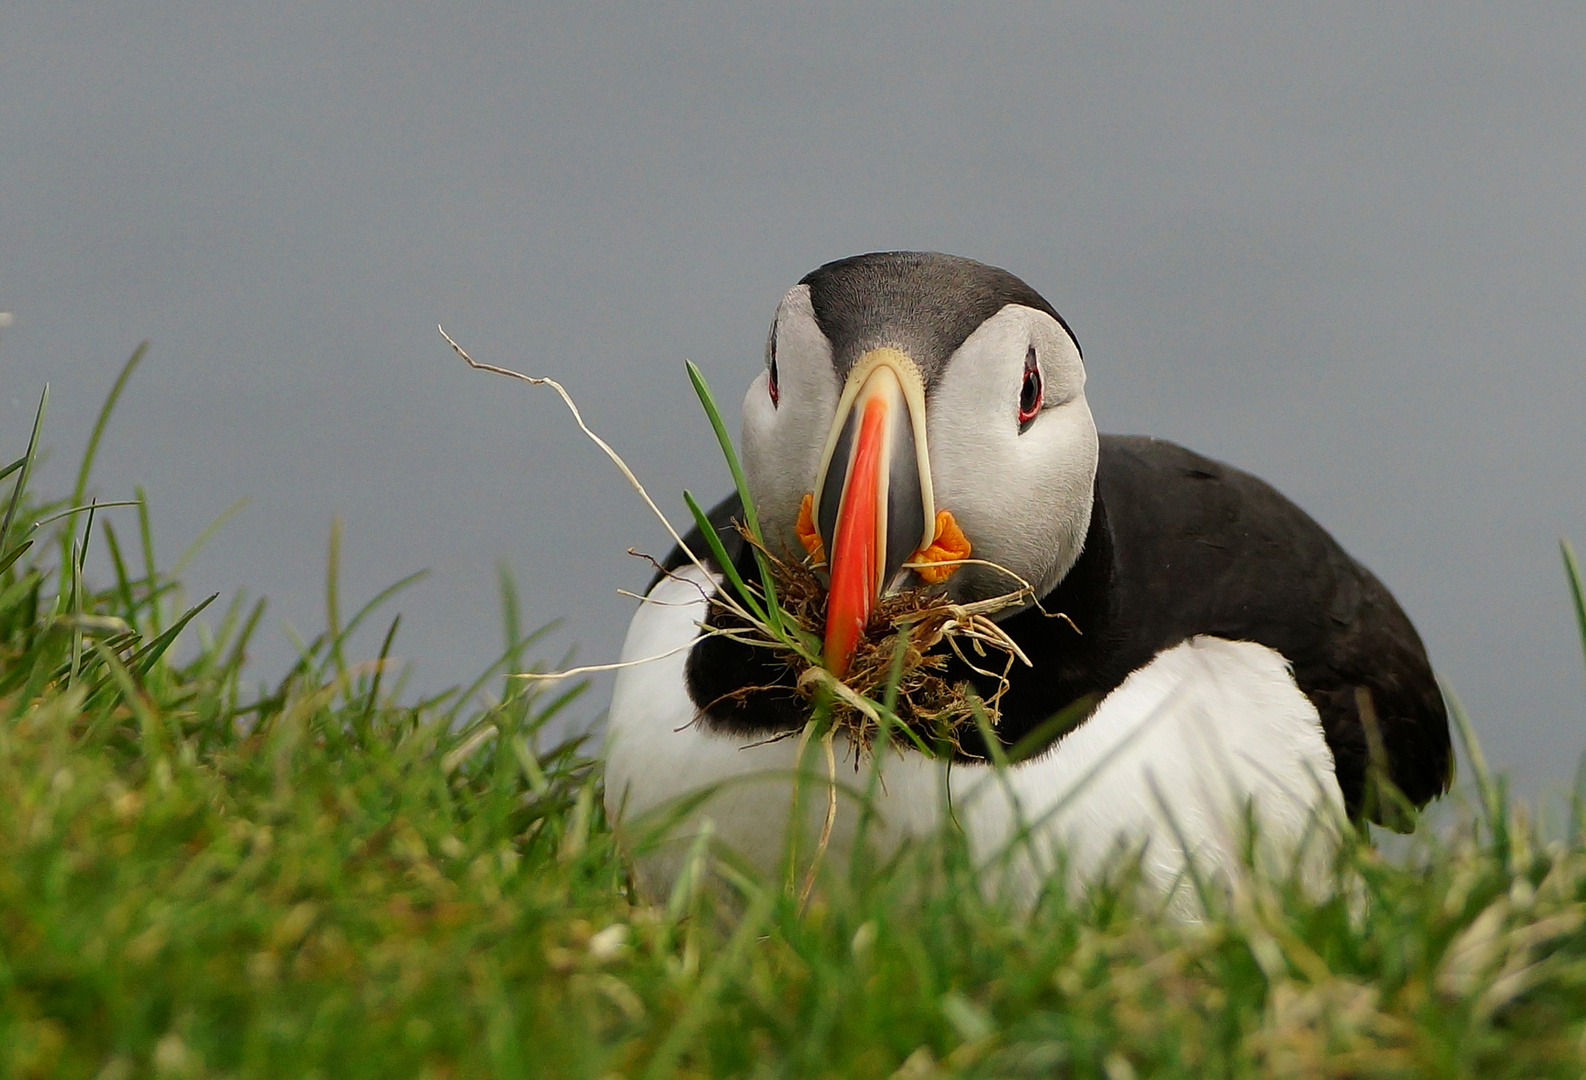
741, 284, 1099, 606
741, 285, 839, 561
925, 304, 1098, 602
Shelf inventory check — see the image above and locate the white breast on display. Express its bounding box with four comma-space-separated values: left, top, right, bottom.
604, 565, 1346, 914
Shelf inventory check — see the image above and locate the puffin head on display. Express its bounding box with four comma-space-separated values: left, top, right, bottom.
740, 252, 1099, 676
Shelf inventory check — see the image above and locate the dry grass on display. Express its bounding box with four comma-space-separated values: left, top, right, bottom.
704, 529, 1041, 759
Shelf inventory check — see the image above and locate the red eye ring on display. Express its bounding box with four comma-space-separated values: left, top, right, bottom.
1017, 346, 1042, 428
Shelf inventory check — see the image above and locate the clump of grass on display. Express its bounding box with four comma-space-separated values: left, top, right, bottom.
2, 352, 609, 1076
1, 345, 1586, 1075
701, 530, 1034, 757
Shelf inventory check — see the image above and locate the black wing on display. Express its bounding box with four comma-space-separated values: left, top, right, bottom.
649, 439, 1453, 823
1086, 436, 1452, 820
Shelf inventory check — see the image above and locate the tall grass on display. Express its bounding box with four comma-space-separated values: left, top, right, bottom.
2, 354, 1586, 1077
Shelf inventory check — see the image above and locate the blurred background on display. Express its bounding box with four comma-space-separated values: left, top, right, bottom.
3, 4, 1583, 799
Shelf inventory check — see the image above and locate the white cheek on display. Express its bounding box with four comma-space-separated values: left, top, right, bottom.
741, 375, 793, 548
923, 308, 1097, 599
926, 372, 1021, 563
741, 363, 839, 558
1027, 400, 1100, 570
742, 371, 776, 438
931, 397, 1097, 598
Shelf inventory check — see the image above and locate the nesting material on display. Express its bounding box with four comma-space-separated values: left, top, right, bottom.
708, 530, 1036, 759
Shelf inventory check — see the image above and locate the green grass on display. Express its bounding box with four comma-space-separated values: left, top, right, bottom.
4, 356, 1586, 1078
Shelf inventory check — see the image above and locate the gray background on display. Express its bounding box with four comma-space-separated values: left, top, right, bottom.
3, 4, 1583, 800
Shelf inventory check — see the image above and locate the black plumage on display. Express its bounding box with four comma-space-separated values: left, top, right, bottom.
658, 250, 1450, 825
663, 433, 1452, 824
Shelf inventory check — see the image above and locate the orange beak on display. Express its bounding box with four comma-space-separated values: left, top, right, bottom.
812, 348, 935, 677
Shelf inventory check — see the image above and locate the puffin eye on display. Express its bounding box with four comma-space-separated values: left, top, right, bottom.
1017, 346, 1042, 429
767, 326, 780, 407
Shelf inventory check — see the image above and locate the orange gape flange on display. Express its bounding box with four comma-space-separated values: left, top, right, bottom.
796, 493, 825, 565
800, 499, 970, 581
798, 496, 972, 677
910, 510, 972, 584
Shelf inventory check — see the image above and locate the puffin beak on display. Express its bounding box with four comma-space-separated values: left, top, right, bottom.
812, 347, 936, 677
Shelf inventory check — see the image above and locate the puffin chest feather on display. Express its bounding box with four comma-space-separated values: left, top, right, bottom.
604, 564, 1345, 910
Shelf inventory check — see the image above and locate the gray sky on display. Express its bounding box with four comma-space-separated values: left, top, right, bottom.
3, 4, 1584, 799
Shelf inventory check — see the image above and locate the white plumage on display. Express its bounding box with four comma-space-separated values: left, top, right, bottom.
604, 564, 1347, 914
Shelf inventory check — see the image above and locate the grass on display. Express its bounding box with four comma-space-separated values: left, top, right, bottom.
3, 354, 1586, 1077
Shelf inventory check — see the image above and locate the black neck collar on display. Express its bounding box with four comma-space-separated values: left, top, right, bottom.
686, 494, 1124, 761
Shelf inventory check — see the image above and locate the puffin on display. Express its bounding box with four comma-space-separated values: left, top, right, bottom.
605, 251, 1451, 911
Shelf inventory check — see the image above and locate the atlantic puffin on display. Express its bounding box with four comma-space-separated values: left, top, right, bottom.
605, 252, 1450, 909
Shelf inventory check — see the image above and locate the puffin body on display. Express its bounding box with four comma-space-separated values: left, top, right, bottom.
604, 252, 1450, 910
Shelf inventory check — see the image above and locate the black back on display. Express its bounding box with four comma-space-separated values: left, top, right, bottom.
658, 435, 1452, 823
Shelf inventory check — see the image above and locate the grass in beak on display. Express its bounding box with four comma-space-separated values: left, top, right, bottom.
448, 330, 1050, 763
698, 525, 1037, 759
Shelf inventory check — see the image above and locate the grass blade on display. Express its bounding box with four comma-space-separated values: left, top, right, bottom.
641, 882, 777, 1080
172, 496, 251, 576
337, 568, 431, 658
66, 503, 101, 685
1, 385, 48, 550
684, 361, 786, 634
72, 342, 147, 510
220, 595, 267, 683
29, 500, 140, 531
0, 539, 32, 576
133, 592, 219, 676
1566, 541, 1586, 844
136, 486, 161, 636
683, 489, 767, 626
1445, 682, 1501, 834
68, 538, 84, 685
325, 517, 346, 685
445, 622, 561, 727
685, 360, 761, 543
1563, 540, 1586, 674
101, 521, 138, 622
498, 559, 523, 676
363, 613, 401, 729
